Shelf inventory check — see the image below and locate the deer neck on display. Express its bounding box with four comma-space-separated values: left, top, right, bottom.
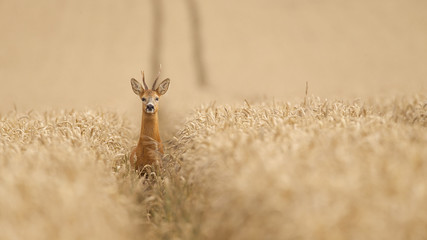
139, 111, 161, 143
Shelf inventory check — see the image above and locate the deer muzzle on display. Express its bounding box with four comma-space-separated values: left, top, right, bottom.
146, 103, 155, 113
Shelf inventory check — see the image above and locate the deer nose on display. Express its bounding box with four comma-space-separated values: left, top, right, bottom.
146, 104, 155, 111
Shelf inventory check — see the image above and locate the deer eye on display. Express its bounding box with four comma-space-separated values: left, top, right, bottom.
142, 98, 146, 102
155, 97, 159, 101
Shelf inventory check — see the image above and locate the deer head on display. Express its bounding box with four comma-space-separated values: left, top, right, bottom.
131, 69, 170, 114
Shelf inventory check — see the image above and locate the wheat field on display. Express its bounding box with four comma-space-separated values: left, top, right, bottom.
2, 0, 427, 239
1, 94, 426, 240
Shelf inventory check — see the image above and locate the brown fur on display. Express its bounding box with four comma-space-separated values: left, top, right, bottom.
130, 76, 170, 172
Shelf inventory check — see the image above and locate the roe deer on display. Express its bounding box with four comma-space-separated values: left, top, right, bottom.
130, 69, 170, 172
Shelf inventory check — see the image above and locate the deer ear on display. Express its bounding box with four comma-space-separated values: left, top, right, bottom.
156, 78, 170, 95
131, 78, 143, 95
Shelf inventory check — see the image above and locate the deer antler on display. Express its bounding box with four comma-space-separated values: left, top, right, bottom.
152, 64, 162, 90
141, 70, 148, 90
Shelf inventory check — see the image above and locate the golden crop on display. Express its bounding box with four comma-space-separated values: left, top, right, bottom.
1, 95, 426, 240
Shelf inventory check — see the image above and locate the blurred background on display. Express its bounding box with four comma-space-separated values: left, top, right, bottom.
1, 0, 426, 122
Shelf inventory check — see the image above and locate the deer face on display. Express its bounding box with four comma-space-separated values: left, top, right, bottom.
131, 71, 170, 114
